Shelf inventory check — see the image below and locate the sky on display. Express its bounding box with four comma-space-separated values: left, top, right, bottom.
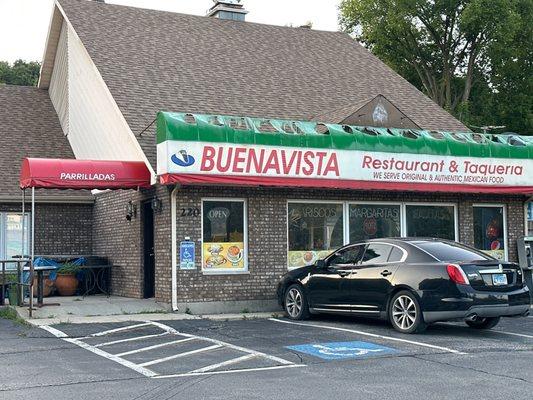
0, 0, 342, 64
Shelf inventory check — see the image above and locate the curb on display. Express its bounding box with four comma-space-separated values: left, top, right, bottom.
19, 310, 286, 326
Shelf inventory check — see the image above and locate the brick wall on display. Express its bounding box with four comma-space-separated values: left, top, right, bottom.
153, 185, 173, 303
92, 190, 144, 298
91, 187, 174, 302
169, 187, 528, 304
87, 185, 528, 305
0, 202, 93, 256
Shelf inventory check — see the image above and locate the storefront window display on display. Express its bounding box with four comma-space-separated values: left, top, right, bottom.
202, 199, 247, 273
405, 205, 456, 240
0, 213, 30, 260
474, 205, 506, 260
288, 202, 344, 269
349, 204, 401, 242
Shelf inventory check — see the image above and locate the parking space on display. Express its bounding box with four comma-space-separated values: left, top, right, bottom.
38, 313, 533, 382
40, 320, 303, 379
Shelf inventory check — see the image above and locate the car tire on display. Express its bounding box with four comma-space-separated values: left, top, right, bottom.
389, 290, 427, 334
284, 284, 310, 320
465, 317, 501, 329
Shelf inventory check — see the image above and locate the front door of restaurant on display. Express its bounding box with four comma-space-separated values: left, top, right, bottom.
142, 202, 155, 298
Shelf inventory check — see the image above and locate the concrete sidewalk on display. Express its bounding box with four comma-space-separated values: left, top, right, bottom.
14, 295, 283, 326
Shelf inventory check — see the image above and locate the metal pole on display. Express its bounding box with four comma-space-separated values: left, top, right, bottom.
29, 187, 35, 317
1, 261, 5, 306
20, 189, 25, 304
22, 189, 25, 257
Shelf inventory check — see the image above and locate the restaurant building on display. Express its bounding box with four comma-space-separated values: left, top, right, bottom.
1, 0, 532, 313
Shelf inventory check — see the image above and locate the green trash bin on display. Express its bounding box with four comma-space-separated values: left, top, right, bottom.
8, 284, 19, 306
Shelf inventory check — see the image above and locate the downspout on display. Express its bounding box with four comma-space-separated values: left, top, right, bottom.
526, 196, 533, 236
170, 185, 179, 311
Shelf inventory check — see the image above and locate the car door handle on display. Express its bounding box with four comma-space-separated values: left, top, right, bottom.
337, 269, 357, 277
380, 270, 392, 277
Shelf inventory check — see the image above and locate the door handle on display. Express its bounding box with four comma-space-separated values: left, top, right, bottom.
380, 270, 392, 277
338, 269, 356, 277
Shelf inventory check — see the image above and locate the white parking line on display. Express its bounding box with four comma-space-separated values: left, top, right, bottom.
189, 354, 256, 374
40, 325, 69, 338
139, 344, 223, 367
94, 332, 169, 348
64, 336, 158, 377
40, 321, 303, 379
269, 318, 467, 355
115, 337, 196, 357
154, 364, 305, 379
149, 321, 296, 365
89, 322, 152, 337
492, 331, 533, 340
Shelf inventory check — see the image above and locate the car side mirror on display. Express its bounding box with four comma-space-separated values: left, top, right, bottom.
315, 259, 326, 269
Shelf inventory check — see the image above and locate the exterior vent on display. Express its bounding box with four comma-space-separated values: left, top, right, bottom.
207, 1, 248, 21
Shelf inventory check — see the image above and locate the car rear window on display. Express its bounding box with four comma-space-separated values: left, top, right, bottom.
415, 241, 491, 262
361, 244, 392, 264
388, 247, 404, 262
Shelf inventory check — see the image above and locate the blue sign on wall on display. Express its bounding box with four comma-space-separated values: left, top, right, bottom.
286, 341, 398, 360
528, 203, 533, 221
179, 241, 195, 270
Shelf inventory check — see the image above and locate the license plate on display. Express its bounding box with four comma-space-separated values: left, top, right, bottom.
492, 273, 508, 286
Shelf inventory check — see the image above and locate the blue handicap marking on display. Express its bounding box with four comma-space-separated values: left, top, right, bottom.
286, 341, 398, 360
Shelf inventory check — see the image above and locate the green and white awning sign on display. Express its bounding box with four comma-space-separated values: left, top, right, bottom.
157, 112, 533, 194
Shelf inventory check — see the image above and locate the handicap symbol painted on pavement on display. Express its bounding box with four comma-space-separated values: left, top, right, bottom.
286, 341, 398, 360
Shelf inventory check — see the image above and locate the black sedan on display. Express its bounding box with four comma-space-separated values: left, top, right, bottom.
277, 238, 530, 333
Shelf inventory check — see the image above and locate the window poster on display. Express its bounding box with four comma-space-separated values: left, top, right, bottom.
202, 200, 246, 272
474, 206, 506, 260
349, 204, 401, 242
288, 203, 344, 269
406, 205, 455, 241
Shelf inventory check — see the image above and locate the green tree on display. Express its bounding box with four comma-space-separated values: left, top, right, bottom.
339, 0, 532, 134
0, 59, 41, 86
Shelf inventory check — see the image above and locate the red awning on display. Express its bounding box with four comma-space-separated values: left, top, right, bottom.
20, 158, 151, 190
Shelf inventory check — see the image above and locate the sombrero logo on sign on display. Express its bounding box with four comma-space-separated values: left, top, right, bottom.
171, 150, 195, 167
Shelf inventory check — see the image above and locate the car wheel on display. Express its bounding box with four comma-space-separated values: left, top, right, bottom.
465, 317, 501, 329
389, 291, 427, 334
284, 284, 309, 320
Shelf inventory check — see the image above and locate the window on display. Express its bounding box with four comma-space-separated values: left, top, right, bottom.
474, 205, 507, 261
0, 212, 30, 261
218, 11, 245, 21
415, 241, 490, 262
328, 245, 364, 267
388, 246, 404, 263
202, 199, 247, 274
349, 204, 401, 242
406, 205, 456, 240
361, 244, 393, 265
288, 202, 344, 269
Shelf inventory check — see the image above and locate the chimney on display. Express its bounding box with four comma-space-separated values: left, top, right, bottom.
206, 1, 248, 21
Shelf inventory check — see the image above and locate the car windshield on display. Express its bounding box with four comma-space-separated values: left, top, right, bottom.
415, 241, 492, 262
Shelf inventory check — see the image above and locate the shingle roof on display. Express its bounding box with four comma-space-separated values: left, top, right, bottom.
57, 0, 468, 167
0, 85, 89, 198
311, 99, 374, 124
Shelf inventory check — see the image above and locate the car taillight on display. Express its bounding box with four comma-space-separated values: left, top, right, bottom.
447, 264, 470, 285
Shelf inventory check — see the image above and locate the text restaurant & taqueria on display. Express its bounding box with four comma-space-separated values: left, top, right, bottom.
155, 112, 533, 309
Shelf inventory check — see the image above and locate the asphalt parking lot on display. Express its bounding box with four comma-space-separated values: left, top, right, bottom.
1, 314, 532, 399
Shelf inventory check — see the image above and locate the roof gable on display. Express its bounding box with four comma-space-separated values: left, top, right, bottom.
55, 0, 468, 166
